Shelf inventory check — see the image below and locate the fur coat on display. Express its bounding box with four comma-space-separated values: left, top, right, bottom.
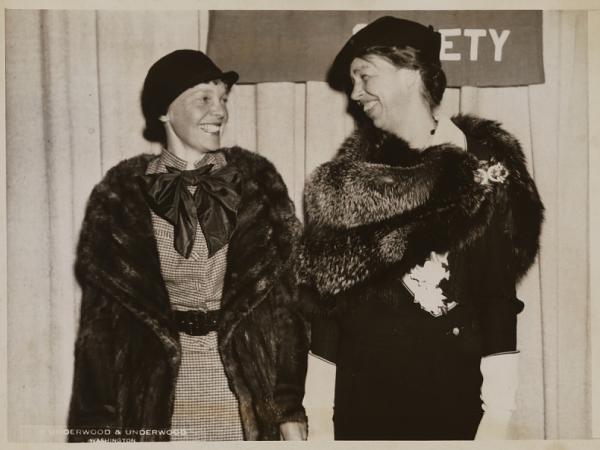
300, 114, 544, 358
67, 147, 309, 442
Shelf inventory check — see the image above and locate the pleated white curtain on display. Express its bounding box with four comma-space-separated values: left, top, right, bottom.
5, 9, 589, 442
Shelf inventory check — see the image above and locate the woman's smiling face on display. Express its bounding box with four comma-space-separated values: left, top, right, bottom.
165, 80, 230, 153
349, 54, 419, 136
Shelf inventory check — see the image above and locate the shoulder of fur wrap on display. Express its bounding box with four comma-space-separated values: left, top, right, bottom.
452, 114, 545, 281
222, 146, 302, 254
97, 153, 154, 189
300, 114, 544, 298
75, 154, 155, 283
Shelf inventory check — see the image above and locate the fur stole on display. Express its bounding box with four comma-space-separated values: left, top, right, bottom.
300, 114, 544, 297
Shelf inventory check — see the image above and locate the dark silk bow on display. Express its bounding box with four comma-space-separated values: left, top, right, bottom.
138, 164, 242, 258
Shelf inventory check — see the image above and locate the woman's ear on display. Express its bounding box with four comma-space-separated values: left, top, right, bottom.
397, 68, 420, 89
161, 116, 185, 154
159, 115, 169, 123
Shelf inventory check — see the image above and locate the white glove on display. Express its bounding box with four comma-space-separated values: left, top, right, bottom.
475, 351, 519, 440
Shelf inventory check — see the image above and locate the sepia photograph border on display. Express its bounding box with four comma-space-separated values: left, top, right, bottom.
1, 0, 598, 449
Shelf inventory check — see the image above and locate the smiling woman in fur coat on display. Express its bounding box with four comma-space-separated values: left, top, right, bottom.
67, 50, 308, 442
300, 17, 544, 440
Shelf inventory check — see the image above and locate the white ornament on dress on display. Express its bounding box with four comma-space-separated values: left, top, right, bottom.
402, 251, 457, 317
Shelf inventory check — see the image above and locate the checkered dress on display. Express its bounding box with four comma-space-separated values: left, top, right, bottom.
146, 149, 244, 441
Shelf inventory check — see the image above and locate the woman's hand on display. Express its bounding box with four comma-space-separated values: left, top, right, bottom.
475, 410, 513, 439
279, 421, 308, 440
475, 352, 519, 439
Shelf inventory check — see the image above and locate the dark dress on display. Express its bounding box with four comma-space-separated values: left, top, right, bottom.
303, 115, 541, 441
313, 216, 519, 440
323, 276, 485, 440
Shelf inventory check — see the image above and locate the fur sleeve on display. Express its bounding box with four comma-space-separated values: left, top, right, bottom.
67, 289, 121, 441
256, 161, 309, 426
68, 185, 121, 441
228, 149, 309, 426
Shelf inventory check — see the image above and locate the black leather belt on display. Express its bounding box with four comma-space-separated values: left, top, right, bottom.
172, 309, 220, 336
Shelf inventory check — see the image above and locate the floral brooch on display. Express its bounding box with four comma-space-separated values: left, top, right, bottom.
402, 251, 458, 318
475, 160, 509, 186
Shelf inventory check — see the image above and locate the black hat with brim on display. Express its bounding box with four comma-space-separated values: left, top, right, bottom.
327, 16, 441, 92
142, 49, 239, 141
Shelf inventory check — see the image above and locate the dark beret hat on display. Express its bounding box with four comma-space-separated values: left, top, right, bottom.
141, 49, 238, 141
328, 16, 442, 91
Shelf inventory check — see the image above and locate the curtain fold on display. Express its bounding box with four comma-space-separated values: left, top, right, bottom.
7, 10, 53, 442
554, 10, 589, 439
5, 9, 590, 442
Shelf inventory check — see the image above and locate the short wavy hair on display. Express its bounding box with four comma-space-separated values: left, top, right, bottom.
357, 45, 447, 110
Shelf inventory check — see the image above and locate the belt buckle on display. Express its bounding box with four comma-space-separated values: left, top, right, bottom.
185, 310, 207, 336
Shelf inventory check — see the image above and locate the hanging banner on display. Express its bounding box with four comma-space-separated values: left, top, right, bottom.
207, 10, 544, 87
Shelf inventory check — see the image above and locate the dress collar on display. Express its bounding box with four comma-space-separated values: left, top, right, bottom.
149, 148, 227, 175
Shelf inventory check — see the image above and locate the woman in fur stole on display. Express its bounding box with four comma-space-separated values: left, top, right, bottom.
67, 50, 308, 442
300, 17, 544, 440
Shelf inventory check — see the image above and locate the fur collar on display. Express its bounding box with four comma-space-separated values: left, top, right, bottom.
300, 114, 544, 297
